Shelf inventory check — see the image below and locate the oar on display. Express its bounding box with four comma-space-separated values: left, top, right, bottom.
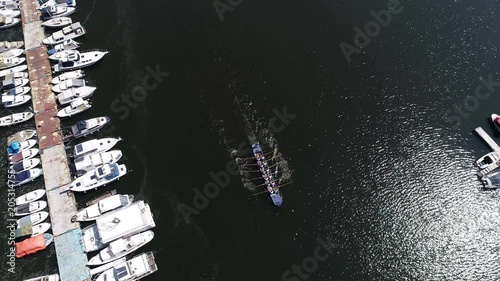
236, 150, 275, 161
250, 181, 294, 196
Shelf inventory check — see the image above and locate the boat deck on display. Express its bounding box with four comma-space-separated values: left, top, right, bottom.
20, 0, 91, 280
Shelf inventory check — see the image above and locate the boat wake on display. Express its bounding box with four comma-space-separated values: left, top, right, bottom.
207, 51, 293, 193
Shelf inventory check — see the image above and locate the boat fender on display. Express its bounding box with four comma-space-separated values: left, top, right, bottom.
70, 215, 77, 222
90, 237, 94, 242
141, 208, 145, 213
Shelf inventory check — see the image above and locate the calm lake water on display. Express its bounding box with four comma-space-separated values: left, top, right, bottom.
2, 0, 500, 280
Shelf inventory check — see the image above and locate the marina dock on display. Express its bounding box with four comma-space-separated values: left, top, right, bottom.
19, 0, 91, 280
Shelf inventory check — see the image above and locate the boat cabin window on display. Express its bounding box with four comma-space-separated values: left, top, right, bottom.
61, 61, 75, 67
116, 266, 128, 279
75, 182, 81, 187
75, 157, 83, 163
77, 121, 87, 130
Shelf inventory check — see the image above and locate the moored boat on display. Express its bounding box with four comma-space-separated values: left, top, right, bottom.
56, 86, 95, 105
9, 148, 39, 164
52, 78, 86, 92
482, 169, 500, 189
15, 233, 53, 258
71, 194, 134, 222
0, 48, 24, 59
94, 252, 158, 281
47, 39, 79, 56
0, 41, 23, 53
8, 129, 36, 144
0, 112, 34, 127
73, 137, 121, 158
51, 69, 84, 84
2, 94, 31, 107
2, 86, 31, 96
42, 16, 72, 28
0, 15, 19, 29
0, 64, 27, 77
7, 168, 43, 187
17, 211, 49, 227
40, 5, 75, 19
74, 150, 122, 175
43, 22, 86, 45
0, 8, 19, 18
52, 50, 108, 72
7, 139, 37, 155
0, 57, 24, 69
15, 189, 45, 205
475, 151, 500, 170
9, 158, 41, 174
14, 201, 47, 216
16, 223, 51, 240
1, 77, 29, 90
65, 116, 110, 140
87, 230, 154, 266
57, 97, 91, 117
69, 163, 127, 192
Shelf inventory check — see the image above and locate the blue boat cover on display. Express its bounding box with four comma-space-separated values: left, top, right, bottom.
47, 48, 55, 55
7, 141, 20, 154
12, 161, 25, 172
15, 170, 30, 182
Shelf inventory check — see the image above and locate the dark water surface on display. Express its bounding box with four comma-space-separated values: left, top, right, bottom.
2, 0, 500, 280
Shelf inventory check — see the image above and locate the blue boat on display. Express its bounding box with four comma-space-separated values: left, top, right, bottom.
251, 143, 283, 206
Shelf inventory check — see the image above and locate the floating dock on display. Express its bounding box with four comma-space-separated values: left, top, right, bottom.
19, 0, 90, 280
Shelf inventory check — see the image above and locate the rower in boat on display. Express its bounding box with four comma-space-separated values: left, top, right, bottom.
249, 142, 284, 206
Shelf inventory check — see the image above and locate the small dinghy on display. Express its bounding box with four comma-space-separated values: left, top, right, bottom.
0, 64, 27, 77
53, 50, 108, 72
52, 78, 85, 92
69, 163, 127, 192
74, 150, 122, 175
17, 211, 49, 227
51, 69, 84, 84
15, 233, 53, 258
0, 57, 25, 69
56, 86, 95, 105
9, 148, 39, 164
0, 8, 19, 18
43, 22, 86, 45
15, 201, 47, 216
66, 116, 110, 140
0, 40, 23, 53
94, 252, 158, 281
16, 223, 51, 240
9, 158, 41, 174
7, 139, 37, 155
0, 112, 34, 127
1, 77, 29, 90
8, 129, 36, 143
71, 194, 133, 222
40, 5, 75, 19
0, 48, 24, 59
87, 230, 154, 266
41, 16, 72, 28
73, 137, 122, 158
7, 168, 43, 187
57, 97, 91, 117
47, 39, 79, 55
2, 86, 30, 96
23, 273, 59, 281
2, 94, 31, 107
15, 189, 45, 205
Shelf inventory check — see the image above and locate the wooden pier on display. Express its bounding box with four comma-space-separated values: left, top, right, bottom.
19, 0, 90, 280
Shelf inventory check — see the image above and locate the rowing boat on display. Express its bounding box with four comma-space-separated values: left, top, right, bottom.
251, 143, 283, 206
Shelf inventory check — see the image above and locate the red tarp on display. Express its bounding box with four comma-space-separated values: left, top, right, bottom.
15, 234, 46, 258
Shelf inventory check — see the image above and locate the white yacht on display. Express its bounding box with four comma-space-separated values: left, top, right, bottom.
88, 231, 154, 266
71, 194, 134, 222
56, 86, 95, 105
73, 137, 122, 158
51, 69, 84, 84
94, 252, 158, 281
57, 97, 91, 117
43, 22, 86, 45
74, 150, 122, 175
52, 50, 108, 72
69, 163, 127, 192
